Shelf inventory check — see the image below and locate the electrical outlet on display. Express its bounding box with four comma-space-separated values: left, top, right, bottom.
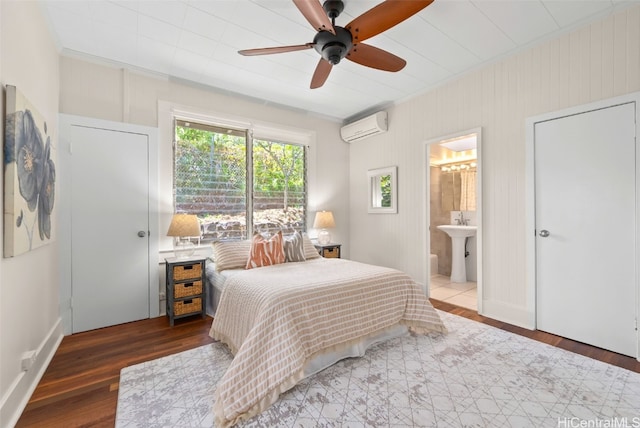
159, 292, 166, 300
21, 350, 37, 371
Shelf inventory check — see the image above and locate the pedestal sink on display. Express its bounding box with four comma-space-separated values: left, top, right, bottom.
437, 225, 477, 283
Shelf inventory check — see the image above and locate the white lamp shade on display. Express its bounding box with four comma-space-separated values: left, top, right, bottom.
167, 214, 200, 237
313, 211, 335, 229
313, 211, 335, 245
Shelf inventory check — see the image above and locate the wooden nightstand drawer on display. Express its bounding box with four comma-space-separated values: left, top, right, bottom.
174, 280, 203, 298
173, 263, 202, 281
173, 297, 202, 316
323, 247, 340, 258
314, 243, 341, 259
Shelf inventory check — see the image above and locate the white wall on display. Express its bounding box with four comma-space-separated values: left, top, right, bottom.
349, 5, 640, 328
0, 2, 62, 426
58, 57, 349, 244
57, 56, 350, 317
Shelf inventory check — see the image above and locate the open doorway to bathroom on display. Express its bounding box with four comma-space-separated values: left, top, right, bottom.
425, 130, 482, 312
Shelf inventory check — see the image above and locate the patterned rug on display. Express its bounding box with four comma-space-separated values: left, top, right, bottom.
115, 312, 640, 427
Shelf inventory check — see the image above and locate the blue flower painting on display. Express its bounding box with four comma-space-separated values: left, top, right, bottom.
4, 85, 56, 257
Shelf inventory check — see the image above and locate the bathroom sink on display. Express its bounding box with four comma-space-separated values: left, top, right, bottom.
437, 225, 477, 283
437, 225, 477, 238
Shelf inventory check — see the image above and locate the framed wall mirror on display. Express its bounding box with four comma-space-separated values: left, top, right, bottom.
367, 166, 397, 214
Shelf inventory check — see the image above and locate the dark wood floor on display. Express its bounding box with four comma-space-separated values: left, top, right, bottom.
16, 315, 215, 428
16, 302, 640, 427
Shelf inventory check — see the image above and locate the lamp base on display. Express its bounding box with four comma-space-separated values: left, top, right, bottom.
317, 229, 331, 246
173, 238, 196, 259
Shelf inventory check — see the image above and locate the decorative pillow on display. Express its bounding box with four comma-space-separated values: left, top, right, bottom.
283, 231, 306, 263
212, 240, 251, 272
246, 231, 285, 269
302, 233, 321, 260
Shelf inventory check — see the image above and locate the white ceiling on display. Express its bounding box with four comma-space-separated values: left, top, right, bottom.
40, 0, 638, 122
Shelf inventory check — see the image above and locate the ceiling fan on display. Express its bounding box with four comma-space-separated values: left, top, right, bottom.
238, 0, 434, 89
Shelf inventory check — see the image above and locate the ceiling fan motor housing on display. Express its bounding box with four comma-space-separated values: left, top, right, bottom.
322, 0, 344, 19
313, 26, 353, 65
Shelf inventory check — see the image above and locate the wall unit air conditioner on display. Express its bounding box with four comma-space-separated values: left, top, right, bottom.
340, 111, 388, 143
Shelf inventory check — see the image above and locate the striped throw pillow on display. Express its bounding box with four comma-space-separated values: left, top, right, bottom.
283, 231, 306, 262
246, 231, 285, 269
212, 240, 251, 272
302, 233, 321, 260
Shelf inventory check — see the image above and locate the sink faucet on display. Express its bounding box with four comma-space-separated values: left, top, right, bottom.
456, 212, 468, 225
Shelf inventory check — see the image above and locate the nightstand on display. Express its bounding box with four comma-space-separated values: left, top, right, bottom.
314, 243, 341, 258
165, 256, 207, 326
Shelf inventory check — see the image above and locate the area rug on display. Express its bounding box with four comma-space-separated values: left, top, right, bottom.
115, 312, 640, 427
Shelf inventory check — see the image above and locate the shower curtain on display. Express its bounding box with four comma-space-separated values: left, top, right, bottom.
460, 169, 476, 211
441, 171, 461, 211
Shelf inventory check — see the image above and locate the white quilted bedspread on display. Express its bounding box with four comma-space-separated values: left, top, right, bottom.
209, 257, 447, 427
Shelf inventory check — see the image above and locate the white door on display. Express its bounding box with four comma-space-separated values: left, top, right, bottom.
71, 125, 150, 333
535, 102, 637, 357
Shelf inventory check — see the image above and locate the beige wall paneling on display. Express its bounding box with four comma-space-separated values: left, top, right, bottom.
349, 4, 640, 328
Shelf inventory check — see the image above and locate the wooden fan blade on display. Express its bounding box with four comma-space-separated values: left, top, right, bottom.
310, 58, 332, 89
293, 0, 336, 35
346, 43, 406, 72
239, 43, 314, 56
346, 0, 433, 43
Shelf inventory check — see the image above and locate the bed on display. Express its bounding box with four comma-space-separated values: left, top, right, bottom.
207, 234, 447, 427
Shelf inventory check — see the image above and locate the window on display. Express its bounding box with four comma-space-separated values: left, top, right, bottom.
174, 119, 307, 241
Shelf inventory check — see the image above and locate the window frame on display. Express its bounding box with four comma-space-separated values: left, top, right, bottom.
172, 115, 309, 241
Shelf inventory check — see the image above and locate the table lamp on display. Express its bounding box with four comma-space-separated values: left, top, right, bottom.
167, 214, 200, 258
313, 210, 335, 245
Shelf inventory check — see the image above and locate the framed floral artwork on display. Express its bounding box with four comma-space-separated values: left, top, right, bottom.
4, 85, 56, 257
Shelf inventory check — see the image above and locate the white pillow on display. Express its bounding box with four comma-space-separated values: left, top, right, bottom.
212, 240, 251, 271
302, 233, 321, 260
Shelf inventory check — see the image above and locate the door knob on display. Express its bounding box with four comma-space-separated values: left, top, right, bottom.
539, 229, 550, 237
137, 231, 147, 238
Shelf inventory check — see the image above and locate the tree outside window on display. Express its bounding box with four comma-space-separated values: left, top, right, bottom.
253, 139, 306, 237
174, 120, 306, 241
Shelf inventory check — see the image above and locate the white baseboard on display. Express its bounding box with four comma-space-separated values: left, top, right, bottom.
481, 299, 534, 330
0, 318, 63, 428
59, 297, 72, 335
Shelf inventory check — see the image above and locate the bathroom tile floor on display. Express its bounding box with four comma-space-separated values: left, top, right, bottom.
429, 274, 477, 311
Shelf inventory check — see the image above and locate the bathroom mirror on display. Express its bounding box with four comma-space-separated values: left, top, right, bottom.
367, 166, 397, 214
